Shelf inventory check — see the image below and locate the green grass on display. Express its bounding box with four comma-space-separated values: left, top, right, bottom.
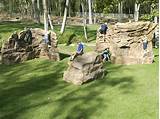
0, 22, 98, 47
0, 47, 158, 119
58, 43, 96, 55
0, 21, 158, 119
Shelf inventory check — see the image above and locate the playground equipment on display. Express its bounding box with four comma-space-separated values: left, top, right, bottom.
96, 21, 157, 64
63, 52, 105, 85
1, 28, 59, 65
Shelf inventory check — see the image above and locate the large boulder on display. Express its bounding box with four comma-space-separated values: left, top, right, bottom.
96, 21, 157, 64
63, 52, 105, 85
1, 28, 59, 65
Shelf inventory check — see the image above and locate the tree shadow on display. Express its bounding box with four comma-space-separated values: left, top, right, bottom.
154, 55, 159, 57
0, 58, 135, 119
49, 75, 134, 119
0, 60, 68, 119
1, 101, 50, 119
66, 34, 76, 46
105, 77, 134, 87
59, 52, 71, 60
87, 30, 97, 42
48, 62, 134, 119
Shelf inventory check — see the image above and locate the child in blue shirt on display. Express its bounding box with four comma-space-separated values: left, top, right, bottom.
70, 41, 84, 61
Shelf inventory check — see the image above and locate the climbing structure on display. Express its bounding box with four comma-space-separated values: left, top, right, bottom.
1, 28, 59, 65
96, 21, 157, 64
63, 52, 105, 85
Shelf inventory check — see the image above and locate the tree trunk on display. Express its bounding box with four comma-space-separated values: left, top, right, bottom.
60, 0, 69, 34
59, 0, 62, 16
48, 14, 54, 30
134, 3, 140, 22
43, 0, 48, 32
88, 0, 93, 24
94, 13, 96, 24
32, 0, 36, 19
93, 1, 96, 24
32, 0, 40, 23
68, 3, 71, 17
37, 0, 41, 23
118, 1, 123, 22
120, 1, 123, 14
9, 0, 12, 17
81, 2, 88, 40
154, 16, 158, 23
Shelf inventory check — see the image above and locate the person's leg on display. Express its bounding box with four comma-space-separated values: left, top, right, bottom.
73, 53, 79, 59
99, 29, 103, 34
103, 54, 107, 62
70, 53, 79, 61
70, 54, 74, 61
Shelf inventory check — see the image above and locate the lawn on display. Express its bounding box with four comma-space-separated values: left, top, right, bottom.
0, 22, 158, 119
0, 47, 158, 119
0, 21, 99, 47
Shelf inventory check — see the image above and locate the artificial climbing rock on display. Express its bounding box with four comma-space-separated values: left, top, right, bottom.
63, 52, 105, 85
96, 21, 157, 64
1, 28, 59, 65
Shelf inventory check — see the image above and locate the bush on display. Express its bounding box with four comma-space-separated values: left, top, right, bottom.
140, 14, 153, 21
140, 9, 159, 21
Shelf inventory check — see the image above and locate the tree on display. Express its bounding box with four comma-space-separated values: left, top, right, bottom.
134, 0, 140, 21
59, 0, 62, 16
81, 0, 88, 40
92, 0, 97, 24
60, 0, 69, 34
36, 0, 41, 23
88, 0, 92, 24
9, 0, 13, 17
32, 0, 40, 23
48, 14, 54, 30
118, 0, 123, 22
43, 0, 48, 32
133, 0, 150, 21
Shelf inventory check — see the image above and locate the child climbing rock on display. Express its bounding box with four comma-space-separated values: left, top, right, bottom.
101, 48, 111, 62
70, 41, 84, 61
99, 22, 108, 35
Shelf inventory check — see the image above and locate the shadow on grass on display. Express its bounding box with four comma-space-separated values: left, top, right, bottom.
0, 59, 134, 119
49, 63, 134, 119
59, 52, 71, 60
66, 34, 76, 46
105, 77, 134, 87
154, 54, 159, 57
0, 60, 68, 119
50, 76, 134, 119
